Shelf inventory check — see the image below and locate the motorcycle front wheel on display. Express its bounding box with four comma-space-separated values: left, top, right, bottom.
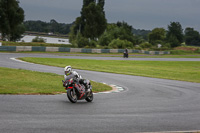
67, 89, 77, 103
85, 91, 93, 102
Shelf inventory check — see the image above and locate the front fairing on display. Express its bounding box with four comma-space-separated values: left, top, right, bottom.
65, 83, 86, 100
64, 75, 87, 100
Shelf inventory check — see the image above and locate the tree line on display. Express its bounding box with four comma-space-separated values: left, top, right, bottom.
24, 19, 72, 35
149, 22, 200, 48
0, 0, 200, 48
69, 0, 200, 49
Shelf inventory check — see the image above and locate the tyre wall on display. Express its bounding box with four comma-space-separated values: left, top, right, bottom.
0, 46, 170, 55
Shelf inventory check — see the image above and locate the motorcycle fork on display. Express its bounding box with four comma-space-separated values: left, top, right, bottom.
72, 84, 76, 96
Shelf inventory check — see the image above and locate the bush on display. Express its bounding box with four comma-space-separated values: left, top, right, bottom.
139, 42, 152, 48
32, 36, 46, 43
89, 40, 97, 48
77, 36, 89, 48
167, 34, 180, 48
161, 43, 171, 50
98, 23, 135, 47
170, 50, 194, 55
108, 39, 133, 49
134, 46, 142, 50
195, 48, 200, 53
98, 32, 112, 46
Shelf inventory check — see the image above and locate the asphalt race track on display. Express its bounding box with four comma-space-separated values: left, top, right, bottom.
0, 53, 200, 133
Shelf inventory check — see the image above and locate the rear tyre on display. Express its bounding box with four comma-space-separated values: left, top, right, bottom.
67, 89, 77, 103
85, 90, 93, 102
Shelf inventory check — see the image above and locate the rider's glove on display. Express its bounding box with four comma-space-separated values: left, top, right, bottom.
63, 81, 67, 87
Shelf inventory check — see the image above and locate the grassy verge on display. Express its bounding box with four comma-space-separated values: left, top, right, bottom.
2, 41, 72, 47
20, 57, 200, 83
51, 52, 200, 58
0, 67, 112, 95
1, 51, 200, 58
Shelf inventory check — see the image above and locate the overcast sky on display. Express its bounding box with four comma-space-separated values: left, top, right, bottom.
19, 0, 200, 32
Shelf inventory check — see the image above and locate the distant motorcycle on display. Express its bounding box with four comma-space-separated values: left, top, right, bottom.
123, 52, 128, 58
123, 49, 129, 58
62, 75, 93, 103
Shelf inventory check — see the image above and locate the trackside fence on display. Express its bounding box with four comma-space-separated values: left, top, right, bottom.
0, 46, 170, 55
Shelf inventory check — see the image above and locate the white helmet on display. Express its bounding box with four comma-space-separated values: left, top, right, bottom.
64, 66, 72, 76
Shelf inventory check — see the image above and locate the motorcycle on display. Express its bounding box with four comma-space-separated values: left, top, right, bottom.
62, 74, 93, 103
123, 52, 128, 58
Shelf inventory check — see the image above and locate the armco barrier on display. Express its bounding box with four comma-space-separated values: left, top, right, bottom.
92, 49, 101, 53
81, 48, 92, 53
0, 46, 170, 54
46, 47, 59, 52
58, 47, 70, 52
16, 46, 32, 52
101, 49, 110, 53
110, 49, 118, 53
32, 46, 46, 52
118, 49, 124, 53
0, 46, 16, 51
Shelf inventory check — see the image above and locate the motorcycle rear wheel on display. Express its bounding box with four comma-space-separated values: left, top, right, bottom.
67, 89, 77, 103
85, 91, 93, 102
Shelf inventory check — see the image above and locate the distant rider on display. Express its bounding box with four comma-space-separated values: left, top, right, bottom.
64, 66, 90, 92
123, 48, 128, 58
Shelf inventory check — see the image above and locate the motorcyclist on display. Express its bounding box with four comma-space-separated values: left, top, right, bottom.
123, 48, 128, 58
64, 66, 91, 92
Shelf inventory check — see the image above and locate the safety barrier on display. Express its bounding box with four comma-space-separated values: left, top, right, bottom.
0, 46, 170, 54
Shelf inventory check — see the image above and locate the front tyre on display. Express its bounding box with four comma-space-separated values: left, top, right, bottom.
67, 89, 77, 103
85, 91, 93, 102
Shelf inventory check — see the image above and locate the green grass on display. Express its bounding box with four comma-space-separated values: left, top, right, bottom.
1, 50, 200, 58
170, 50, 200, 55
20, 57, 200, 83
2, 41, 72, 47
53, 52, 200, 58
0, 67, 112, 94
131, 55, 200, 58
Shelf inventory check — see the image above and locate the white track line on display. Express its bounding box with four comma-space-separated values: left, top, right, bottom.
10, 57, 35, 64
